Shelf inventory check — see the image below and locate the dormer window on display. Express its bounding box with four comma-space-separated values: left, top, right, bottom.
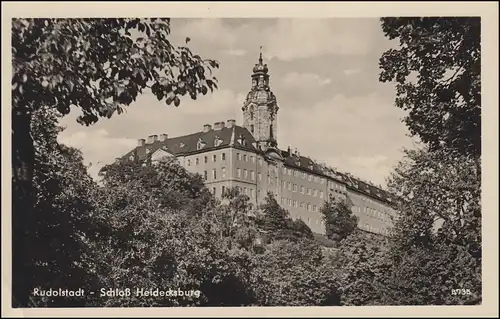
237, 134, 247, 146
214, 136, 223, 147
129, 155, 135, 161
145, 148, 151, 154
197, 138, 206, 150
180, 142, 185, 148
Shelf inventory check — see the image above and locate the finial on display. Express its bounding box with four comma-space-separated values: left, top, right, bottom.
259, 46, 263, 64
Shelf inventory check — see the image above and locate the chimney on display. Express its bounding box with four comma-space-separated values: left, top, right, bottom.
226, 119, 236, 128
147, 135, 158, 144
159, 133, 168, 142
213, 122, 224, 130
287, 145, 291, 155
203, 124, 212, 133
137, 138, 146, 147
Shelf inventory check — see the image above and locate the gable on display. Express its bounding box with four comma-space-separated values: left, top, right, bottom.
151, 148, 175, 163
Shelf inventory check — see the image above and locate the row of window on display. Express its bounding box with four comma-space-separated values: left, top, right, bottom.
187, 153, 227, 166
280, 181, 325, 199
281, 197, 320, 212
203, 168, 227, 181
282, 166, 326, 184
236, 152, 261, 165
211, 185, 256, 199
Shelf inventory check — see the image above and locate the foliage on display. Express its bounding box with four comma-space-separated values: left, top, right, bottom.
320, 195, 358, 243
11, 18, 219, 306
256, 193, 314, 242
12, 18, 219, 125
387, 146, 481, 260
24, 109, 98, 307
250, 240, 341, 306
335, 230, 391, 306
382, 242, 481, 305
101, 159, 215, 216
90, 166, 256, 306
379, 17, 481, 157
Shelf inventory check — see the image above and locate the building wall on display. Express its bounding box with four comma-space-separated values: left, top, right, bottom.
177, 146, 396, 236
346, 190, 396, 236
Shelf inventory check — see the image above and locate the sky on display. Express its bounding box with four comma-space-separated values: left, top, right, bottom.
58, 18, 416, 187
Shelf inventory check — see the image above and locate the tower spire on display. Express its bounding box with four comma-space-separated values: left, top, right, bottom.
259, 46, 263, 65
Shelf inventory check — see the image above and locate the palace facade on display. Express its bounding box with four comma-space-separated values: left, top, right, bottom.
119, 53, 398, 236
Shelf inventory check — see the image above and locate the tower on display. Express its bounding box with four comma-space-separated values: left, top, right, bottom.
242, 49, 279, 149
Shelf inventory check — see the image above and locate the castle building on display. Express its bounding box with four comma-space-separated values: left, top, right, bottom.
119, 53, 398, 236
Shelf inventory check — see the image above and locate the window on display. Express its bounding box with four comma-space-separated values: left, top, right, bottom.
308, 175, 312, 181
250, 124, 254, 134
203, 170, 208, 180
212, 169, 217, 180
302, 172, 306, 179
204, 156, 208, 163
294, 170, 298, 177
268, 176, 272, 185
237, 168, 241, 178
307, 203, 311, 211
288, 169, 292, 176
251, 171, 255, 181
196, 158, 199, 165
281, 197, 285, 205
281, 181, 285, 187
300, 202, 304, 208
314, 189, 318, 197
222, 186, 226, 196
288, 199, 292, 206
307, 188, 311, 195
283, 167, 286, 174
288, 182, 292, 190
244, 188, 247, 195
315, 176, 319, 183
213, 154, 217, 162
212, 187, 216, 195
320, 191, 324, 198
244, 169, 248, 179
293, 184, 298, 192
221, 153, 226, 161
313, 205, 317, 212
301, 186, 305, 194
237, 153, 241, 161
294, 200, 298, 208
258, 157, 262, 166
250, 189, 254, 198
258, 172, 262, 181
243, 154, 247, 162
187, 159, 191, 166
222, 167, 226, 178
251, 156, 255, 164
320, 178, 324, 184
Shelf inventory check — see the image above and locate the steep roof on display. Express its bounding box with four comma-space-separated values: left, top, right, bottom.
121, 125, 258, 161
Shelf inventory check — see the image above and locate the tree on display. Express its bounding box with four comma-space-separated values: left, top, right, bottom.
250, 240, 341, 306
320, 195, 358, 243
21, 109, 99, 307
387, 146, 481, 260
334, 230, 391, 306
379, 18, 480, 158
383, 145, 481, 305
11, 18, 218, 306
256, 193, 314, 243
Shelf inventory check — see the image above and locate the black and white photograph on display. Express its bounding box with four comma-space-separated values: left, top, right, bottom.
3, 2, 498, 317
